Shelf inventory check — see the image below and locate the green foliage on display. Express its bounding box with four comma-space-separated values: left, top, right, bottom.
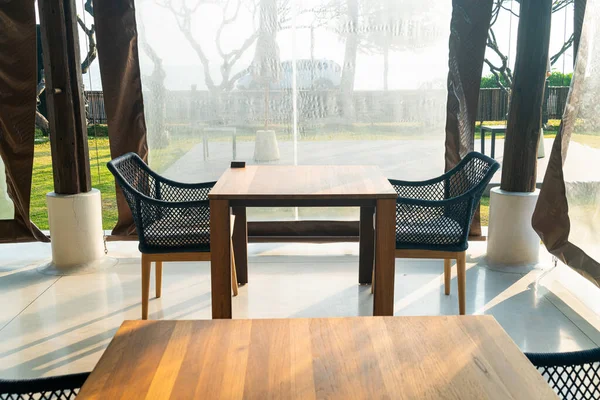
480, 74, 510, 89
547, 71, 572, 86
480, 72, 572, 88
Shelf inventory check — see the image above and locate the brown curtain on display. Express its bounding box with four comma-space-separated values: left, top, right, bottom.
0, 0, 49, 243
94, 0, 148, 237
532, 0, 600, 286
444, 0, 494, 237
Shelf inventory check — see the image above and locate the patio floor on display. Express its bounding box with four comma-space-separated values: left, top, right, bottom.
0, 239, 599, 379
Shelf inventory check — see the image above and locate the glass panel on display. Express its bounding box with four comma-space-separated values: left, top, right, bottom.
137, 0, 296, 221
294, 0, 451, 220
565, 2, 600, 262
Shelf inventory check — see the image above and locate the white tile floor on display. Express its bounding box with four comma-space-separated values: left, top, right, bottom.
0, 240, 599, 379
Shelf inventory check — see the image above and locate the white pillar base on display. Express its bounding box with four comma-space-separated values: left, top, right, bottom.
253, 130, 280, 162
41, 189, 116, 275
538, 128, 545, 158
487, 187, 541, 266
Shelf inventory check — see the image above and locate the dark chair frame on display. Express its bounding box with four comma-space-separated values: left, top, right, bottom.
526, 348, 600, 399
108, 152, 238, 320
0, 372, 90, 400
375, 152, 500, 315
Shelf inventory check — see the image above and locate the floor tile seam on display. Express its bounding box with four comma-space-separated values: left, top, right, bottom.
0, 276, 62, 334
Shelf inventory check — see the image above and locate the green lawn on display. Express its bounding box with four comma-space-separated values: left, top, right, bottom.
31, 137, 117, 230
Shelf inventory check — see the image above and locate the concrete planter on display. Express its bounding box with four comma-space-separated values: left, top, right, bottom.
487, 187, 540, 266
253, 130, 280, 162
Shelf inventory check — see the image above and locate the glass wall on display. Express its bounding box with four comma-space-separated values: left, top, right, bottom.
136, 0, 451, 221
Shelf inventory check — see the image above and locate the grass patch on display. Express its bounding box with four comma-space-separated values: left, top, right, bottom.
31, 137, 117, 230
480, 196, 490, 227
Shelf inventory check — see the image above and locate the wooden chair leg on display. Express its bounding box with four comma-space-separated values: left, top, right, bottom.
444, 259, 451, 296
230, 238, 239, 297
457, 252, 466, 315
155, 261, 163, 298
141, 254, 151, 320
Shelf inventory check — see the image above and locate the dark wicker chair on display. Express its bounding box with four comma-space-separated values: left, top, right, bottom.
108, 152, 238, 320
526, 348, 600, 399
0, 372, 90, 400
376, 152, 499, 315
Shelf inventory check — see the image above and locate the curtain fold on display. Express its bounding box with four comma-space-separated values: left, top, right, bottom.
0, 0, 49, 243
94, 0, 148, 237
444, 0, 494, 237
532, 0, 600, 286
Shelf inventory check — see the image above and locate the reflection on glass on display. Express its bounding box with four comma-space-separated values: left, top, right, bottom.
137, 0, 450, 221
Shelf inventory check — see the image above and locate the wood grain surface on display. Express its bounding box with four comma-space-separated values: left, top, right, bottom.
209, 166, 397, 200
209, 165, 397, 318
78, 316, 556, 400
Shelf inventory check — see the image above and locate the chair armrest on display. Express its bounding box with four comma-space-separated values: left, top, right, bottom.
155, 179, 216, 203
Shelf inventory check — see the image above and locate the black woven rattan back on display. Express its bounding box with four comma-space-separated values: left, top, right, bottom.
0, 372, 89, 400
107, 153, 215, 253
390, 152, 499, 252
526, 349, 600, 399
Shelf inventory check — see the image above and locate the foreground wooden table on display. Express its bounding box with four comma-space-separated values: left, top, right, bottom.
209, 165, 398, 319
78, 316, 556, 399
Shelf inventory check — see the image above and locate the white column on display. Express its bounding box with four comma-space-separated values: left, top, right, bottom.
44, 188, 115, 274
487, 187, 541, 266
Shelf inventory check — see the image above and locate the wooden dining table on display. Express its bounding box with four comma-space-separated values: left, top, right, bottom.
77, 316, 557, 399
208, 165, 399, 319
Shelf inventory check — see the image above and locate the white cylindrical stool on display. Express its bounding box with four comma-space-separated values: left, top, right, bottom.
253, 130, 280, 162
538, 128, 545, 158
487, 187, 540, 266
44, 189, 114, 274
0, 157, 14, 219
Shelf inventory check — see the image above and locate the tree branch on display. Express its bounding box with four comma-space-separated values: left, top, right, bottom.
77, 16, 97, 74
550, 32, 574, 65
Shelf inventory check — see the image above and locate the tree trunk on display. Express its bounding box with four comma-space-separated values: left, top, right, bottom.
340, 0, 358, 123
35, 110, 50, 135
500, 0, 552, 193
574, 0, 587, 66
38, 0, 91, 195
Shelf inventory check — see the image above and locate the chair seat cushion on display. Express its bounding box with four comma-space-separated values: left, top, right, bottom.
143, 220, 211, 253
395, 216, 463, 247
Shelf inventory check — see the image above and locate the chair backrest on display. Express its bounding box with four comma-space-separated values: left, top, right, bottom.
446, 152, 500, 200
526, 348, 600, 399
0, 372, 90, 400
107, 152, 158, 200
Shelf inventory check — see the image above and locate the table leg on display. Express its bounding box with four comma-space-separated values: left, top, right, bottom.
491, 130, 496, 159
232, 206, 248, 285
210, 199, 232, 319
481, 128, 485, 155
373, 199, 395, 316
359, 206, 375, 284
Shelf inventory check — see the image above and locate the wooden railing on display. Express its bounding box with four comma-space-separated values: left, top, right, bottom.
84, 87, 570, 126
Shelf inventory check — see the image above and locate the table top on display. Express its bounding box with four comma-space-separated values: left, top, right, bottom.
208, 165, 397, 200
77, 316, 556, 400
481, 124, 507, 131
